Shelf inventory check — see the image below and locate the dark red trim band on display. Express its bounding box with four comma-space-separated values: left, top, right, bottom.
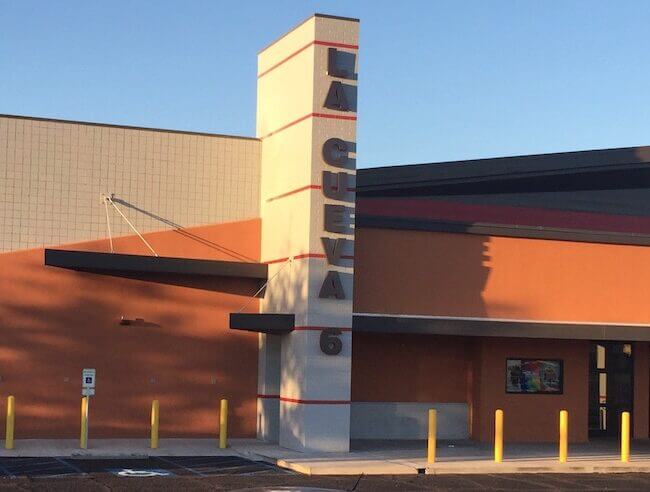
266, 185, 321, 203
265, 253, 325, 264
294, 326, 352, 332
313, 40, 359, 49
258, 40, 359, 78
312, 112, 358, 121
266, 184, 356, 203
257, 394, 280, 399
261, 113, 357, 139
265, 253, 354, 264
280, 396, 351, 405
357, 198, 650, 236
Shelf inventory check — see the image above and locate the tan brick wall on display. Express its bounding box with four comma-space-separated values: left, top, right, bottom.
0, 115, 261, 252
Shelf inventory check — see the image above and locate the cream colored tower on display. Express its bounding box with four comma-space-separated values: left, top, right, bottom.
256, 14, 358, 452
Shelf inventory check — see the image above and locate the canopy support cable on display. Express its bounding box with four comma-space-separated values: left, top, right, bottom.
101, 194, 159, 257
237, 257, 293, 313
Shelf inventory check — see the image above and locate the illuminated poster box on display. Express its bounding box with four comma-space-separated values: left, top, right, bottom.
506, 358, 563, 394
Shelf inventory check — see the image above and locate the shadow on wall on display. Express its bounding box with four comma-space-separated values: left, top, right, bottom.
87, 271, 264, 295
0, 246, 260, 439
353, 228, 492, 318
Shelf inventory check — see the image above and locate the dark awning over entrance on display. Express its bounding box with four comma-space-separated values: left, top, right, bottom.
230, 313, 295, 334
353, 314, 650, 341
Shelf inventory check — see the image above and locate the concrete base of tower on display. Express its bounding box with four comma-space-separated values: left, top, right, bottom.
279, 401, 351, 452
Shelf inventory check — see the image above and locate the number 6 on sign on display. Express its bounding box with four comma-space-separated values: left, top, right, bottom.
320, 329, 342, 355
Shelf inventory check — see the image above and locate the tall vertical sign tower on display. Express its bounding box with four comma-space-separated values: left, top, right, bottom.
256, 14, 358, 452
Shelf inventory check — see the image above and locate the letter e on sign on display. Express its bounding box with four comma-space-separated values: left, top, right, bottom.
324, 205, 354, 235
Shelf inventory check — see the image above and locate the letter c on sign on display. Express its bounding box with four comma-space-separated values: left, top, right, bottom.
320, 329, 342, 355
322, 138, 349, 168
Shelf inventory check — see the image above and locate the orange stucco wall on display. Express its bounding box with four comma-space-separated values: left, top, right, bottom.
352, 227, 650, 442
351, 333, 591, 442
0, 219, 261, 438
351, 334, 471, 403
471, 338, 589, 443
355, 228, 650, 324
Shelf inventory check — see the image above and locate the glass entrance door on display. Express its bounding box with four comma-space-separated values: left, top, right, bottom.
588, 342, 634, 437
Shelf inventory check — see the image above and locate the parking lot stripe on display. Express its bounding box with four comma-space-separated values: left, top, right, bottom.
155, 456, 205, 477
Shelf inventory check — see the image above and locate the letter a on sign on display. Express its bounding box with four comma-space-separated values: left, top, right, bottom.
324, 82, 349, 111
319, 271, 346, 299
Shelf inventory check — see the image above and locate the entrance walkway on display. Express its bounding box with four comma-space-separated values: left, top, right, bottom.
2, 438, 650, 475
244, 438, 650, 475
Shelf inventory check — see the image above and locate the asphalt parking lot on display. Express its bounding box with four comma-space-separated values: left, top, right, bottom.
1, 457, 650, 490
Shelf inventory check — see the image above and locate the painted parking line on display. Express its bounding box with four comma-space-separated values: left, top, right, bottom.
154, 456, 292, 477
0, 457, 80, 478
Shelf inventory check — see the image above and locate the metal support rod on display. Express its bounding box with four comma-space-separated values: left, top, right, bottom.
103, 197, 114, 253
106, 196, 158, 257
237, 257, 293, 313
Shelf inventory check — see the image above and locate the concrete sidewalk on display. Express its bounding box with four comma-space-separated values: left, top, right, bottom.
243, 439, 650, 475
3, 438, 650, 475
0, 438, 260, 458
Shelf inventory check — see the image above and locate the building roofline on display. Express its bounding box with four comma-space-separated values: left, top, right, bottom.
0, 113, 260, 141
358, 145, 650, 192
258, 13, 359, 54
364, 144, 650, 173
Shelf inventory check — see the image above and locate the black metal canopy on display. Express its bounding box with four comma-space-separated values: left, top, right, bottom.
230, 313, 295, 334
44, 249, 267, 281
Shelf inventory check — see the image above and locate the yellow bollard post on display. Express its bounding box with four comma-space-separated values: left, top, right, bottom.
621, 411, 630, 462
494, 409, 503, 463
5, 396, 15, 450
219, 399, 228, 449
151, 400, 159, 449
80, 396, 89, 449
427, 408, 437, 464
559, 409, 568, 463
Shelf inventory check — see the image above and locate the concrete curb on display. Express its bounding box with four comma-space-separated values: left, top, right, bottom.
425, 463, 650, 475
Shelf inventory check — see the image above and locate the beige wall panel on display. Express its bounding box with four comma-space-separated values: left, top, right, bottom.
261, 195, 313, 263
0, 116, 261, 252
259, 123, 314, 202
257, 18, 316, 75
257, 50, 315, 138
314, 17, 359, 48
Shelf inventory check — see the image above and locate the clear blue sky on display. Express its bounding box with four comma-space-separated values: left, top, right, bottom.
2, 1, 649, 168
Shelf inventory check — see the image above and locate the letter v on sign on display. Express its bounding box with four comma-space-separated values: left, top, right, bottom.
321, 237, 352, 266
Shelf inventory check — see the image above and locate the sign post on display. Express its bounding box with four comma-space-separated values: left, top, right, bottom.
80, 368, 95, 449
